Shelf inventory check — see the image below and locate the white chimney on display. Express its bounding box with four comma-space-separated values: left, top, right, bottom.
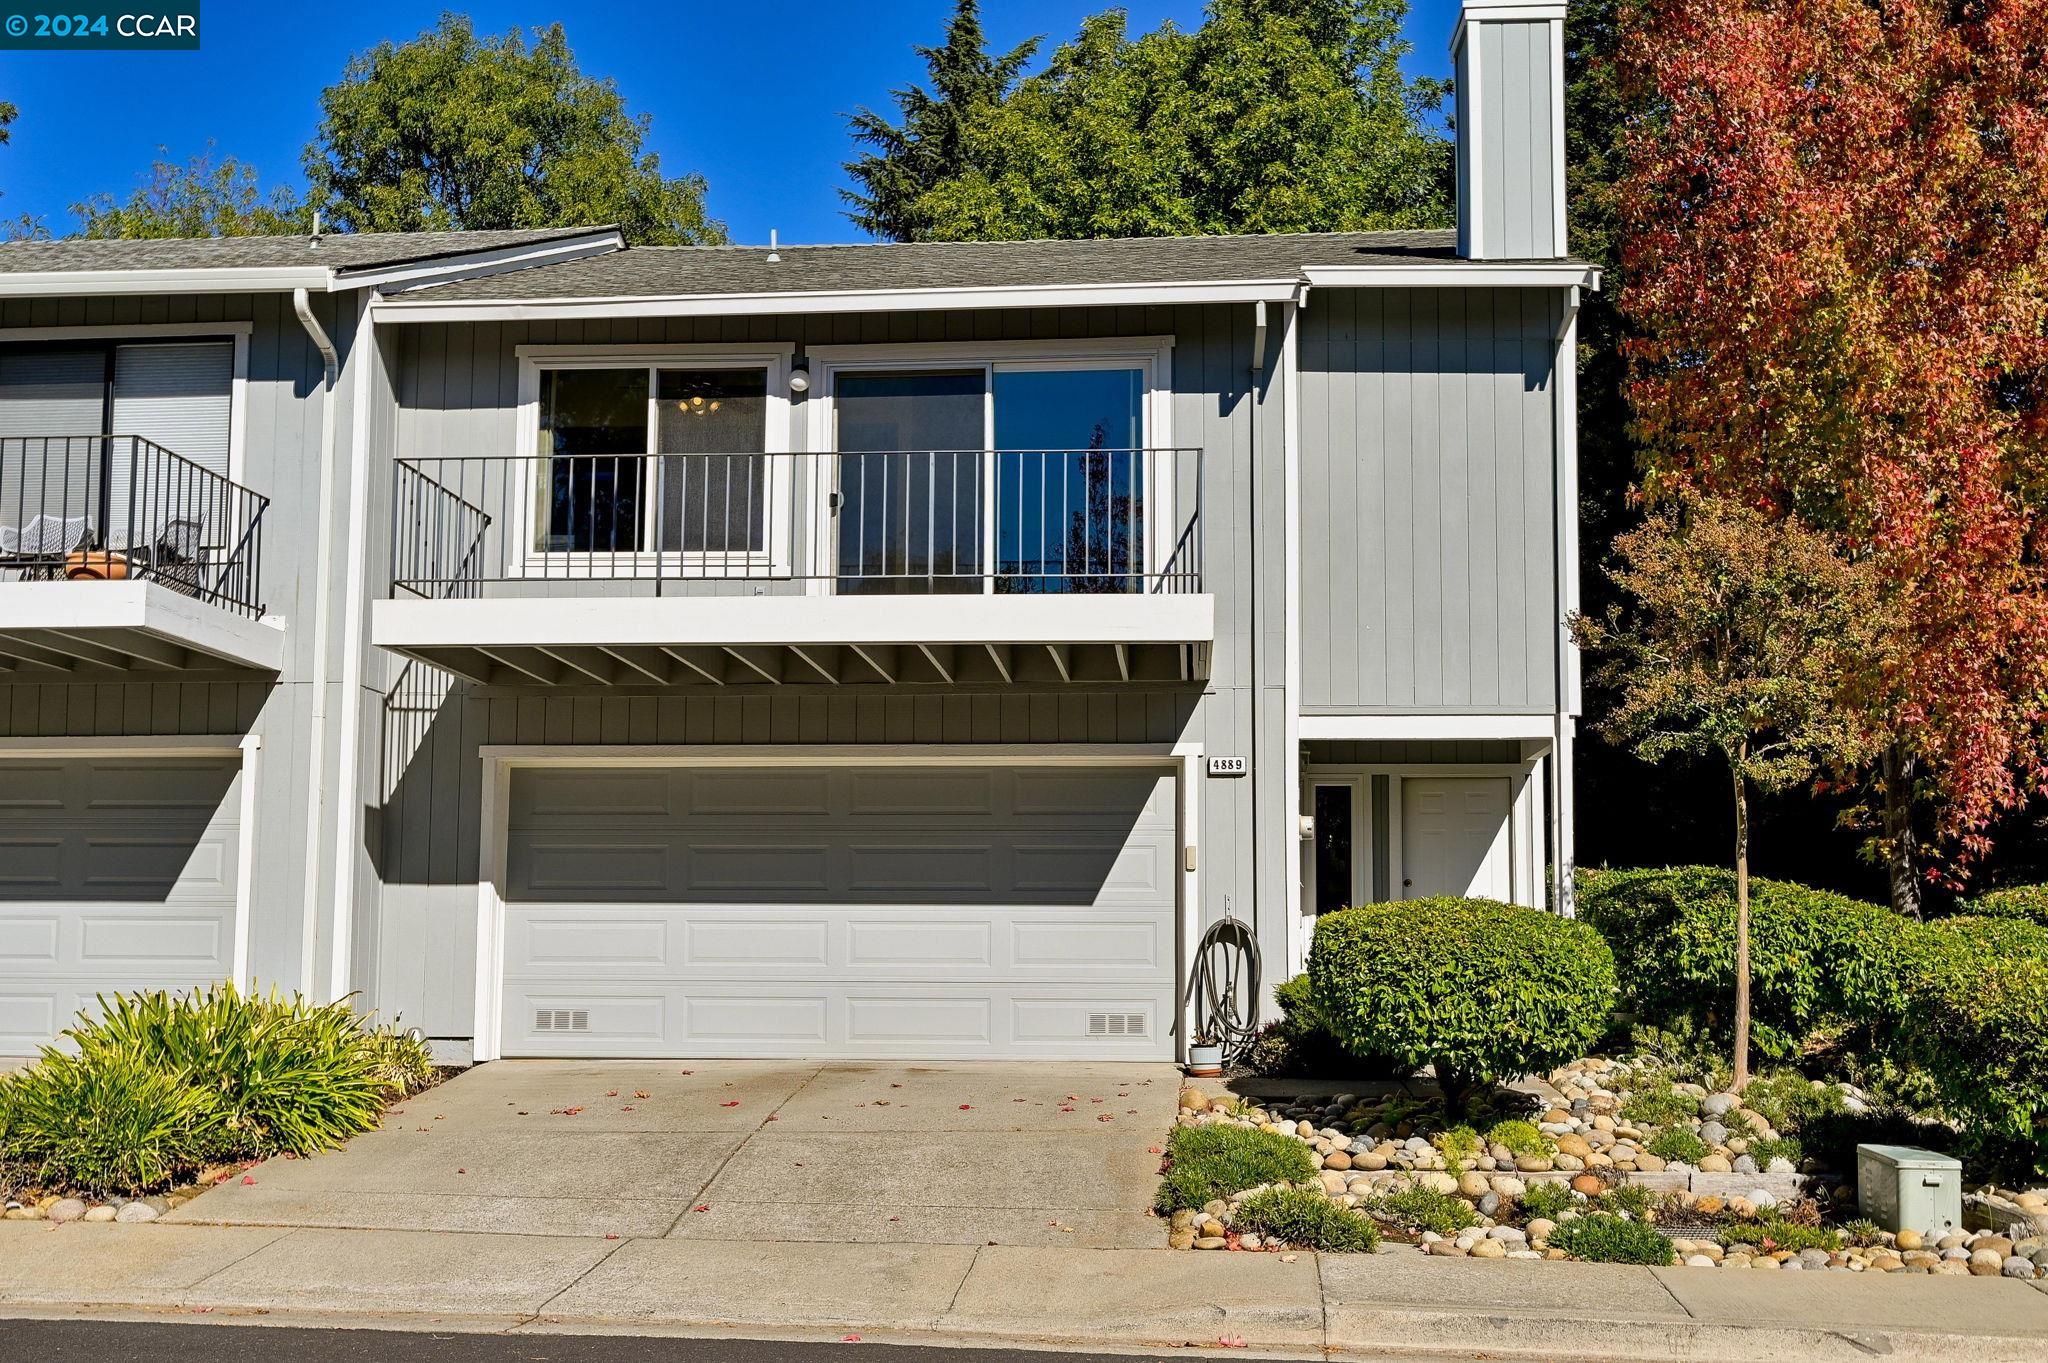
1453, 0, 1568, 260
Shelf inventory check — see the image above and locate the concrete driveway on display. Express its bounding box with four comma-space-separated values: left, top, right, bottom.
168, 1061, 1177, 1249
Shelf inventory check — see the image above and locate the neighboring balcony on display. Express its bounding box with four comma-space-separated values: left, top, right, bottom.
0, 436, 279, 676
371, 449, 1212, 687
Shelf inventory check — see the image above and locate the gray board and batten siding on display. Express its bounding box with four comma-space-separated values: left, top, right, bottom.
0, 290, 357, 996
365, 301, 1279, 1039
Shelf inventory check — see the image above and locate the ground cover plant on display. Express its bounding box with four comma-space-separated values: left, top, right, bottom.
0, 985, 434, 1198
1232, 1185, 1381, 1251
1548, 1212, 1676, 1265
1153, 1121, 1317, 1213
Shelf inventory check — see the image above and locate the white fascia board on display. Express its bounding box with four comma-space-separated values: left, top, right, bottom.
1300, 712, 1559, 742
373, 592, 1215, 649
0, 266, 334, 298
1302, 264, 1600, 290
369, 278, 1304, 324
0, 581, 284, 671
1454, 0, 1568, 53
346, 231, 624, 291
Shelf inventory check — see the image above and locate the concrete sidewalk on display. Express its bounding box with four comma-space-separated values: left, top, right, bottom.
5, 1221, 2048, 1362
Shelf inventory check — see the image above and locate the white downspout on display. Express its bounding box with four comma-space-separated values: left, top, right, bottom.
328, 292, 377, 1002
294, 286, 340, 996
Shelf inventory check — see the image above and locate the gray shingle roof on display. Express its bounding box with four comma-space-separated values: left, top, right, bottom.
408, 229, 1537, 301
0, 226, 615, 276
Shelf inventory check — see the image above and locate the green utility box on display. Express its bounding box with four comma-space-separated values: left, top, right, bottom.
1857, 1144, 1963, 1235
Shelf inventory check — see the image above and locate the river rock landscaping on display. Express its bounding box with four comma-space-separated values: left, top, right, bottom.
1161, 1059, 2048, 1278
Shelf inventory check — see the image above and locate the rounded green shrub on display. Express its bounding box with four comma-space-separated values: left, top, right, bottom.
1484, 1118, 1553, 1160
1308, 899, 1616, 1112
1577, 867, 1917, 1058
1232, 1186, 1381, 1251
1154, 1123, 1317, 1213
1959, 884, 2048, 928
1549, 1212, 1675, 1265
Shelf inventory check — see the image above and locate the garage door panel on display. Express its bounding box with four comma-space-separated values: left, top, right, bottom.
502, 764, 1178, 1060
511, 839, 675, 896
847, 767, 997, 816
0, 756, 240, 1051
512, 768, 673, 819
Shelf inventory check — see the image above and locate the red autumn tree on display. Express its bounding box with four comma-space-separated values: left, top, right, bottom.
1616, 0, 2048, 909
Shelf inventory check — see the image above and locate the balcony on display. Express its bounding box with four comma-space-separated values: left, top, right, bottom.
371, 449, 1211, 687
0, 436, 278, 675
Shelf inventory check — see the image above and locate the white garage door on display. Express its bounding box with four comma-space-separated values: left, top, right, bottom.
0, 756, 241, 1052
1401, 776, 1512, 900
499, 764, 1179, 1060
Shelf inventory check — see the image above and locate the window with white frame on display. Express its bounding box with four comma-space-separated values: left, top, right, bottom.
519, 346, 791, 572
813, 340, 1173, 595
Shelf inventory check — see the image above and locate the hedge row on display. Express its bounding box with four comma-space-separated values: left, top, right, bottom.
1578, 867, 2048, 1152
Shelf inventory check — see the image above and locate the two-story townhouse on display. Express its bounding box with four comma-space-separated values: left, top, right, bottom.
0, 0, 1592, 1065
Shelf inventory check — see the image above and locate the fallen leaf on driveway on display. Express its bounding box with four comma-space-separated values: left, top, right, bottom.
959, 1104, 972, 1110
606, 1090, 618, 1098
456, 1168, 467, 1175
1098, 1114, 1114, 1122
1148, 1146, 1164, 1155
240, 1176, 256, 1185
1218, 1334, 1247, 1348
605, 1233, 620, 1241
765, 1114, 779, 1121
841, 1334, 862, 1343
693, 1205, 711, 1212
721, 1101, 740, 1107
634, 1091, 650, 1099
679, 1069, 694, 1075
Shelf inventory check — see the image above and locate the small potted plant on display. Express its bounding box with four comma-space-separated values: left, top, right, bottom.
1187, 1031, 1223, 1078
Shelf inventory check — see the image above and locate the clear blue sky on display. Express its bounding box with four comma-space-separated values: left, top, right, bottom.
0, 0, 1463, 244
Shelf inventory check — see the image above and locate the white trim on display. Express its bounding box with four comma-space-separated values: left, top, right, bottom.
234, 731, 262, 988
1557, 301, 1582, 715
1454, 0, 1567, 52
513, 343, 796, 578
0, 580, 284, 671
1467, 21, 1487, 257
471, 740, 1203, 1062
346, 231, 623, 291
374, 279, 1305, 324
0, 268, 334, 298
372, 591, 1214, 651
0, 734, 244, 756
804, 337, 1177, 591
0, 734, 255, 992
327, 292, 377, 1002
1301, 264, 1600, 290
1298, 713, 1560, 742
1302, 758, 1545, 909
1279, 302, 1305, 974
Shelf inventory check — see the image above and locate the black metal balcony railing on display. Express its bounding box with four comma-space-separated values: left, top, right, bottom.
390, 449, 1203, 600
0, 435, 270, 616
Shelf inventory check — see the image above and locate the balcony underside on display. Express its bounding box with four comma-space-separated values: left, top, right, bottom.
372, 593, 1213, 687
0, 582, 283, 676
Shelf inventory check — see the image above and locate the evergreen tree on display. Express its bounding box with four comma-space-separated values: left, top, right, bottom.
891, 0, 1450, 240
842, 0, 1039, 241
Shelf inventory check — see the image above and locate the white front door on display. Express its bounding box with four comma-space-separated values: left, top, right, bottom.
1400, 776, 1511, 900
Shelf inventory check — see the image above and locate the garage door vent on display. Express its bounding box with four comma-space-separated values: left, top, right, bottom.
534, 1008, 590, 1033
1087, 1012, 1147, 1038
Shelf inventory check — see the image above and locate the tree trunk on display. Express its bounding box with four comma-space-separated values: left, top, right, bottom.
1732, 756, 1752, 1093
1882, 743, 1923, 919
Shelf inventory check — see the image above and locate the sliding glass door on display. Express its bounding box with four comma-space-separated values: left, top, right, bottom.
828, 358, 1150, 594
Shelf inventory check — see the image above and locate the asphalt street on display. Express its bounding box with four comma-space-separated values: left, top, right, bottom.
0, 1319, 1199, 1363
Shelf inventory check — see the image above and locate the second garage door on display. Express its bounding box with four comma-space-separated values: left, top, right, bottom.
499, 763, 1178, 1060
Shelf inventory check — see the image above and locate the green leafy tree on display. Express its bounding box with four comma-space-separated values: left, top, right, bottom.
74, 147, 309, 239
842, 0, 1040, 241
1573, 497, 1885, 1088
890, 0, 1449, 240
0, 99, 16, 147
304, 14, 722, 244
